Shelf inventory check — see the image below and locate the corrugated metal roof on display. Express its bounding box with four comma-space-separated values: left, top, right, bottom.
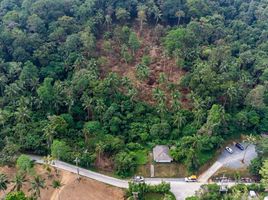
153, 145, 173, 162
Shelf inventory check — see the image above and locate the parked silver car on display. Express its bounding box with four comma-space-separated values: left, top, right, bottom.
225, 146, 233, 154
133, 176, 145, 183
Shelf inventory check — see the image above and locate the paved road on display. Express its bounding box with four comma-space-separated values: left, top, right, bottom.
30, 155, 201, 199
29, 144, 257, 200
198, 143, 257, 182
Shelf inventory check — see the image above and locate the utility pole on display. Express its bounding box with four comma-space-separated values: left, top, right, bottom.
74, 157, 80, 180
55, 149, 60, 176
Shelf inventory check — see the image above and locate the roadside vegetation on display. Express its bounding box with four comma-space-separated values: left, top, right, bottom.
1, 0, 268, 181
186, 183, 266, 200
127, 182, 175, 200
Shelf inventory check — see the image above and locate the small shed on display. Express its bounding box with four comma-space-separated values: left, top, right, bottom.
153, 145, 173, 163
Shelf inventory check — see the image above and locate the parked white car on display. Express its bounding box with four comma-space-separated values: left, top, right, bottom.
133, 176, 145, 183
225, 146, 233, 154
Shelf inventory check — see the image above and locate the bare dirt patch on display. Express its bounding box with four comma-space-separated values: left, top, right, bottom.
0, 165, 125, 200
97, 25, 190, 107
59, 174, 125, 200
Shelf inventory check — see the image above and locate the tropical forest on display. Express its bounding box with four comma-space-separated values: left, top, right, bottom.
1, 0, 268, 199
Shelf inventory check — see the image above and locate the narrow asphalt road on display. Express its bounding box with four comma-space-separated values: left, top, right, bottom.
30, 155, 201, 199
198, 143, 257, 182
29, 144, 257, 200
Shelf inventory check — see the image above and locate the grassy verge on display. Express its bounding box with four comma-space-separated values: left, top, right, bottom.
212, 167, 251, 179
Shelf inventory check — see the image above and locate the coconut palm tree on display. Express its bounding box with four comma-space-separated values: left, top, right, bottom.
137, 5, 147, 33
0, 109, 9, 128
153, 7, 162, 24
29, 176, 45, 199
12, 172, 27, 192
43, 125, 56, 149
175, 10, 185, 25
81, 94, 93, 120
95, 142, 105, 161
173, 112, 186, 129
14, 106, 31, 124
104, 15, 112, 30
51, 180, 63, 200
43, 155, 54, 179
0, 173, 9, 198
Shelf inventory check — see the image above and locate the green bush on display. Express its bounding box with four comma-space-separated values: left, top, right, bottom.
51, 140, 71, 162
186, 197, 199, 200
115, 151, 137, 177
16, 155, 33, 173
149, 182, 170, 193
247, 183, 265, 192
6, 191, 28, 200
127, 182, 171, 200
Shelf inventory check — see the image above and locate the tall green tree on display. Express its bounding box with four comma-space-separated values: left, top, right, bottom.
128, 32, 140, 55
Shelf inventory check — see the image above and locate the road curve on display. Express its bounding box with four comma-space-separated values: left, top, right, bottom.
29, 155, 201, 200
29, 146, 257, 200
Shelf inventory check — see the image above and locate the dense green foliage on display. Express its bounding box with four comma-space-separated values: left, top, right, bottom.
127, 182, 174, 200
5, 191, 28, 200
1, 0, 268, 176
187, 183, 265, 200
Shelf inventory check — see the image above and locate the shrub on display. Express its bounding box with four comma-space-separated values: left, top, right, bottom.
136, 63, 150, 80
115, 151, 137, 177
51, 140, 71, 162
247, 183, 265, 192
141, 55, 151, 66
16, 155, 33, 173
150, 182, 171, 193
6, 191, 28, 200
127, 182, 171, 200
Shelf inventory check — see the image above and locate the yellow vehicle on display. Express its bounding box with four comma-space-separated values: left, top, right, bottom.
185, 175, 197, 182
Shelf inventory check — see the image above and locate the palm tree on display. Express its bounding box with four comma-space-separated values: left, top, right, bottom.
95, 142, 105, 161
137, 6, 147, 33
15, 106, 31, 124
81, 94, 93, 120
152, 88, 165, 104
0, 74, 7, 96
29, 176, 45, 199
173, 112, 186, 129
43, 155, 54, 179
0, 109, 9, 128
43, 125, 56, 149
175, 10, 185, 25
4, 82, 21, 105
0, 173, 9, 198
104, 15, 112, 30
242, 134, 257, 163
153, 7, 162, 24
95, 99, 106, 117
12, 172, 27, 192
51, 180, 63, 200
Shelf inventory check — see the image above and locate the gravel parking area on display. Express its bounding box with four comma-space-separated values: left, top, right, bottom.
218, 143, 257, 169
